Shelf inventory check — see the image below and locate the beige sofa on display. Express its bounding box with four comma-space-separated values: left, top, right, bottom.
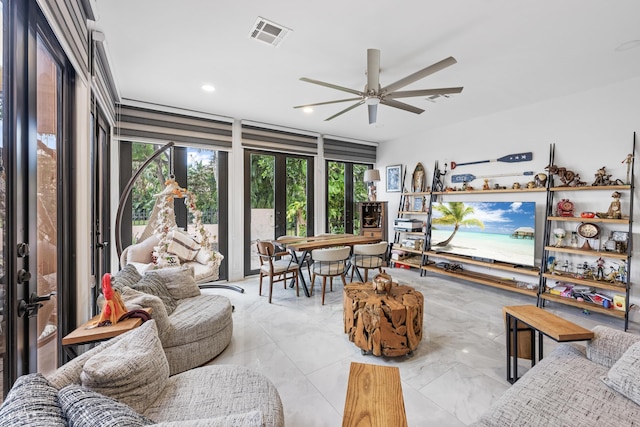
0, 320, 284, 426
472, 325, 640, 427
110, 264, 233, 375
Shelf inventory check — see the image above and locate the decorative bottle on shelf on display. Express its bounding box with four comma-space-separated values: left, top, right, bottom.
570, 232, 578, 248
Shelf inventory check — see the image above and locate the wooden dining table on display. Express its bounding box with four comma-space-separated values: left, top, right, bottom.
276, 234, 383, 297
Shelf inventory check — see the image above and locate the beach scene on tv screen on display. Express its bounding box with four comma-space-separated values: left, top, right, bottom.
431, 201, 536, 266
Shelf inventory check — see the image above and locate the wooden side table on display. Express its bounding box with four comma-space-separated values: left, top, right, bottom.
503, 305, 594, 383
62, 308, 151, 358
342, 362, 407, 427
343, 282, 423, 357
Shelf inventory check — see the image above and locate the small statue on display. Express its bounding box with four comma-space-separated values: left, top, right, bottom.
534, 173, 547, 188
592, 166, 611, 186
596, 257, 605, 280
567, 173, 587, 187
545, 165, 576, 186
482, 179, 490, 190
95, 273, 128, 326
372, 271, 393, 295
512, 182, 521, 190
526, 181, 536, 189
606, 191, 622, 219
622, 154, 633, 184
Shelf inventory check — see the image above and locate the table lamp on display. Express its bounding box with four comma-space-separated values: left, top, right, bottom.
364, 169, 381, 201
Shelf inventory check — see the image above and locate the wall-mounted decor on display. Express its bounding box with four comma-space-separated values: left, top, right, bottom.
386, 165, 402, 192
411, 163, 427, 193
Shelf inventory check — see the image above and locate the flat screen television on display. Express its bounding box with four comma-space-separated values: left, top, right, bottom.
430, 201, 536, 267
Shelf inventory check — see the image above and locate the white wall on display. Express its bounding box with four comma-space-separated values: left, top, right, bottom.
377, 76, 640, 322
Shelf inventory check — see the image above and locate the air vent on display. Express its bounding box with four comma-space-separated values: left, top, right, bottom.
249, 17, 292, 47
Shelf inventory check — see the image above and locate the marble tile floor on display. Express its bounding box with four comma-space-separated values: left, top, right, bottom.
202, 268, 635, 426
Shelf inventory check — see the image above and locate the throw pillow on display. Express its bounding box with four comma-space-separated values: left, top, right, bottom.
144, 265, 201, 300
602, 341, 640, 405
111, 264, 142, 292
80, 320, 170, 414
587, 325, 640, 368
0, 373, 65, 427
131, 273, 179, 315
59, 384, 154, 427
195, 247, 212, 265
167, 230, 201, 261
126, 235, 159, 264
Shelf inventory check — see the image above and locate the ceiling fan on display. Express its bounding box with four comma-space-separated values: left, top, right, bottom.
294, 49, 463, 124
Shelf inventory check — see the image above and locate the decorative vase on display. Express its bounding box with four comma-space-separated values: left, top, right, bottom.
372, 271, 393, 294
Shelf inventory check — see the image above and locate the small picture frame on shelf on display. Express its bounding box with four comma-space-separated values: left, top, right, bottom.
386, 165, 402, 192
413, 196, 423, 212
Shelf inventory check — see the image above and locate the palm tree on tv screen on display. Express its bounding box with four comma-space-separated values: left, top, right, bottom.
432, 202, 484, 246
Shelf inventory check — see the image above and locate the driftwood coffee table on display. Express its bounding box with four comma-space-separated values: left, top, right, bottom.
343, 282, 423, 356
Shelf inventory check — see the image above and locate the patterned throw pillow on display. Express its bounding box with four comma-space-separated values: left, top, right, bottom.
59, 384, 154, 427
602, 341, 640, 405
0, 373, 65, 427
80, 320, 170, 414
167, 230, 201, 261
111, 264, 142, 292
131, 273, 179, 315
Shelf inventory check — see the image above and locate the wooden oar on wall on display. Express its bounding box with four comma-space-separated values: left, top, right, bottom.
450, 152, 532, 169
451, 171, 535, 183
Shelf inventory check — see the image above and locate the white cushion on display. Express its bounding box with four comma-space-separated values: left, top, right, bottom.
126, 236, 159, 264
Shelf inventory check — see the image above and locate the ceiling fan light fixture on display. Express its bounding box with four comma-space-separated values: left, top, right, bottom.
365, 96, 380, 105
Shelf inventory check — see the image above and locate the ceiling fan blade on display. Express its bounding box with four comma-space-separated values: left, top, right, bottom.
368, 104, 378, 124
300, 77, 362, 96
380, 98, 424, 115
367, 49, 380, 93
386, 87, 464, 99
293, 97, 362, 109
381, 56, 458, 94
325, 100, 365, 121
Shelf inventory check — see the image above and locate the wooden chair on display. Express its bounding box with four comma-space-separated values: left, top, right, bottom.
311, 246, 351, 305
276, 235, 312, 278
350, 241, 388, 282
256, 240, 300, 303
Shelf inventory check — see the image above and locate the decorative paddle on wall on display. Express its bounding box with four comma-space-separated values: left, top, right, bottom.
450, 152, 532, 169
451, 171, 535, 183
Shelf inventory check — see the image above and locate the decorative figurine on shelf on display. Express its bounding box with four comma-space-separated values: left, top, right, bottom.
526, 181, 536, 189
592, 166, 625, 186
556, 199, 574, 217
534, 173, 547, 188
411, 163, 427, 193
570, 231, 579, 248
553, 228, 567, 247
482, 179, 490, 190
546, 164, 577, 186
622, 154, 633, 185
597, 191, 622, 219
95, 273, 128, 326
567, 173, 587, 187
372, 270, 393, 295
596, 257, 605, 280
512, 182, 521, 190
404, 196, 410, 212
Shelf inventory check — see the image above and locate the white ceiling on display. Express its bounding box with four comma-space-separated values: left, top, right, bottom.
92, 0, 640, 144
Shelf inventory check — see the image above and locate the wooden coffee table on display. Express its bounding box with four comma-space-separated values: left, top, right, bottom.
503, 305, 594, 383
343, 282, 423, 357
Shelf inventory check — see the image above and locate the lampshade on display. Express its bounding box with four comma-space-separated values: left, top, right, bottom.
364, 169, 381, 183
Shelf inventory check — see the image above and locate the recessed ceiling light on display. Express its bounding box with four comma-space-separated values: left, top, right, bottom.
615, 40, 640, 52
303, 107, 313, 114
201, 84, 215, 92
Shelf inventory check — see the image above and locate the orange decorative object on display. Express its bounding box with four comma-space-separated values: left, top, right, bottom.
97, 273, 128, 325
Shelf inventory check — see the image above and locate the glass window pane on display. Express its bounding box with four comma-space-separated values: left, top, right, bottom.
327, 161, 345, 233
250, 154, 275, 270
285, 157, 307, 237
186, 148, 219, 251
352, 165, 369, 235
